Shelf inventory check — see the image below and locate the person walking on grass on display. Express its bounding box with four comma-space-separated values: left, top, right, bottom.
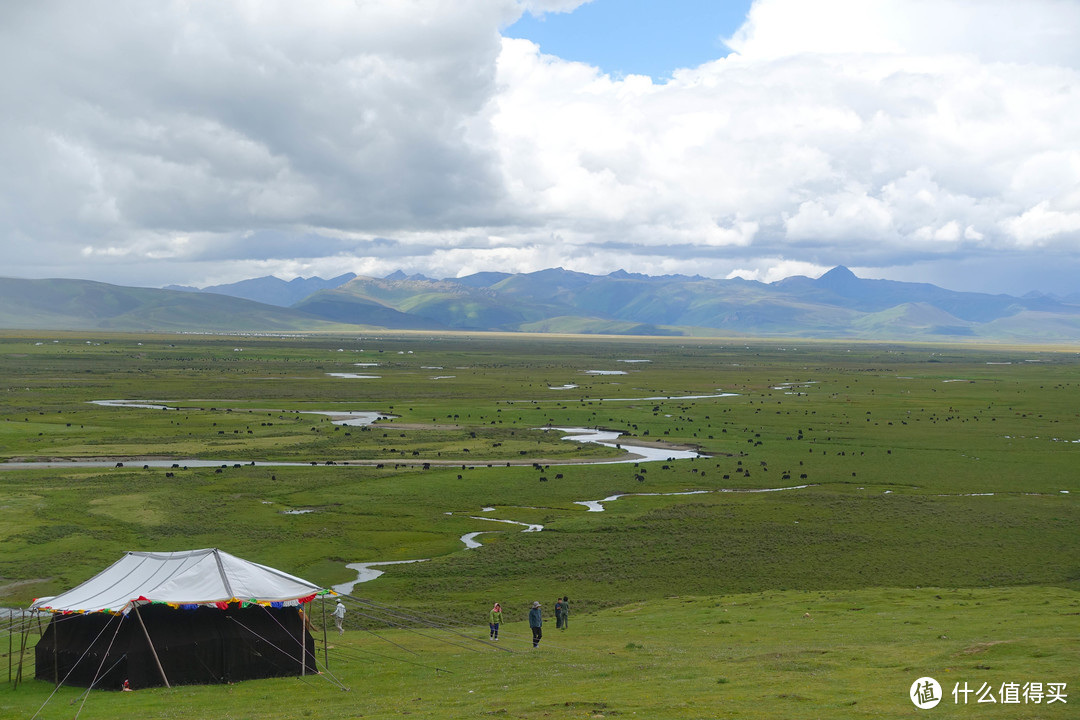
333, 599, 346, 635
554, 598, 563, 629
529, 601, 543, 647
560, 596, 569, 630
488, 602, 503, 641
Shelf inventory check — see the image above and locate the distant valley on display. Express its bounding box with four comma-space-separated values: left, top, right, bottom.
3, 267, 1079, 342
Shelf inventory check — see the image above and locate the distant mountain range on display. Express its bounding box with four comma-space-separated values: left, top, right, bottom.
165, 273, 357, 307
3, 267, 1079, 342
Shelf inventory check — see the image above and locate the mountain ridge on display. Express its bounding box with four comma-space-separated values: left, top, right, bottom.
2, 268, 1078, 342
166, 273, 357, 307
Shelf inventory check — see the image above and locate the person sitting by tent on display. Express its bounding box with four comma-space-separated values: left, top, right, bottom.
333, 599, 346, 635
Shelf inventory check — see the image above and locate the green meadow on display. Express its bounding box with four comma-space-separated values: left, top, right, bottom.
0, 331, 1077, 718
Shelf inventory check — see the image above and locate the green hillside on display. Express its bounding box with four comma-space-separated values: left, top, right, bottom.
853, 302, 975, 338
517, 315, 690, 335
0, 278, 357, 332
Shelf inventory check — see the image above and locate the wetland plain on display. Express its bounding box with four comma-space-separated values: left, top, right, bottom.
0, 331, 1076, 719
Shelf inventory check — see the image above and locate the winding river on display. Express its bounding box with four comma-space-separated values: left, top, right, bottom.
3, 401, 707, 469
332, 482, 817, 592
10, 400, 814, 593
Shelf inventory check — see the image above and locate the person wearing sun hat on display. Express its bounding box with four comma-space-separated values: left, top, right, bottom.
528, 600, 543, 647
333, 599, 346, 635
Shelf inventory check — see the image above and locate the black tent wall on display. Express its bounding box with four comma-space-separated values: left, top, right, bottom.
35, 604, 315, 689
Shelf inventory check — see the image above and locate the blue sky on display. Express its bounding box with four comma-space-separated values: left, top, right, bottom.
505, 0, 753, 81
1, 0, 1078, 296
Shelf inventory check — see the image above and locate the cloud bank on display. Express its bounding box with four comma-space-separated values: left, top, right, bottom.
1, 0, 1078, 295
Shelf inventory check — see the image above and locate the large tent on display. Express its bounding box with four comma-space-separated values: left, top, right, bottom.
30, 549, 327, 689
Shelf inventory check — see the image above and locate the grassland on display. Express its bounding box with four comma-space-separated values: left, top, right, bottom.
0, 331, 1077, 718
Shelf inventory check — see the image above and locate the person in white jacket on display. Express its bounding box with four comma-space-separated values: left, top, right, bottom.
333, 600, 346, 635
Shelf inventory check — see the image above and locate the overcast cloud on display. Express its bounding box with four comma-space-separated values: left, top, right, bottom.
1, 0, 1078, 295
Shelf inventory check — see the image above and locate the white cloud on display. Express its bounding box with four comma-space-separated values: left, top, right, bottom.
726, 0, 1080, 66
517, 0, 593, 15
963, 225, 984, 242
784, 192, 896, 243
0, 0, 514, 247
1, 0, 1078, 294
1002, 202, 1080, 246
727, 260, 830, 284
487, 7, 1080, 282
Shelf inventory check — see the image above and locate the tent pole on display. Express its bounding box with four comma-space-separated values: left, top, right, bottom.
7, 610, 11, 683
52, 613, 58, 687
134, 606, 171, 688
14, 613, 30, 689
321, 597, 329, 671
299, 609, 306, 677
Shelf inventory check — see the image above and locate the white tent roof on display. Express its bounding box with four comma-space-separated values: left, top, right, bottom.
31, 549, 325, 614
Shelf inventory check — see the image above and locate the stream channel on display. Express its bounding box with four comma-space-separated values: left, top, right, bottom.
3, 400, 814, 592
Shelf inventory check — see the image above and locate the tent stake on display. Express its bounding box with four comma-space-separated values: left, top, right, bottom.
134, 606, 171, 688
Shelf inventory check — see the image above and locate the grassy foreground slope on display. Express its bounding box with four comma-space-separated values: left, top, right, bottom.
0, 331, 1077, 718
2, 588, 1075, 719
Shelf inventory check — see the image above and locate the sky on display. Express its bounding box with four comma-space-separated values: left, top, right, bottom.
1, 0, 1078, 296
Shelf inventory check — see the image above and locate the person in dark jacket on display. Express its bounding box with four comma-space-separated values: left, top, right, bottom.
529, 601, 543, 647
554, 598, 563, 629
